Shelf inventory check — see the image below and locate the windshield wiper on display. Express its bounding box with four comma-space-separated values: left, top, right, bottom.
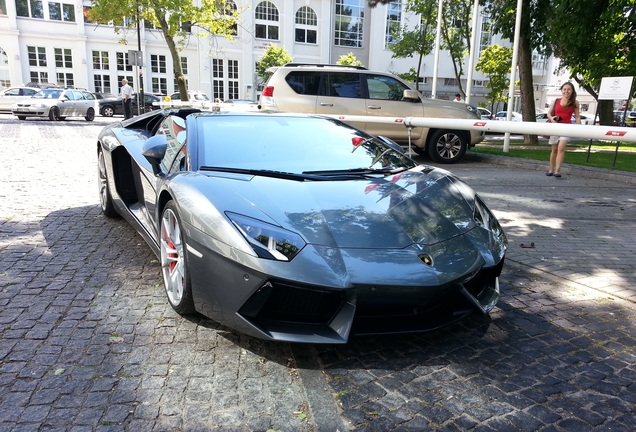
302, 167, 408, 176
200, 166, 321, 181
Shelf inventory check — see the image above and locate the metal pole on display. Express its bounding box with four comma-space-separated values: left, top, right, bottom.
431, 0, 443, 99
464, 0, 480, 105
503, 0, 523, 152
136, 2, 144, 115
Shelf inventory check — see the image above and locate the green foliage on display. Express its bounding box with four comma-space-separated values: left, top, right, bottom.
88, 0, 238, 99
336, 52, 364, 67
475, 45, 513, 109
255, 45, 293, 83
392, 67, 419, 84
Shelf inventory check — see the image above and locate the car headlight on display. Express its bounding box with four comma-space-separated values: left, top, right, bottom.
227, 212, 306, 261
474, 196, 504, 239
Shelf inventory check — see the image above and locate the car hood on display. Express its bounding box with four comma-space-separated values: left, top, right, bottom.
193, 167, 477, 249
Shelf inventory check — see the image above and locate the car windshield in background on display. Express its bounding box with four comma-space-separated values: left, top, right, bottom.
196, 115, 417, 174
34, 89, 62, 99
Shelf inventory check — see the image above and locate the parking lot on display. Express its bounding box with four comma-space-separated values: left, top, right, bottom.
0, 114, 635, 431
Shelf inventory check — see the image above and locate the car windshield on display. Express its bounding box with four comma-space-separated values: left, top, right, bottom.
34, 89, 62, 99
196, 115, 416, 174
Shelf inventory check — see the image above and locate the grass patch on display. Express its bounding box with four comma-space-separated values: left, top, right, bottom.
472, 138, 636, 173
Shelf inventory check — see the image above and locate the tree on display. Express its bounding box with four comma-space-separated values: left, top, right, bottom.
387, 0, 437, 92
486, 0, 552, 144
88, 0, 238, 101
475, 44, 513, 114
371, 0, 478, 97
255, 45, 293, 84
439, 0, 474, 98
546, 0, 635, 125
337, 52, 364, 66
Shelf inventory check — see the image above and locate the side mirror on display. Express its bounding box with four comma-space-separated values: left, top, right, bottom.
403, 89, 421, 102
142, 135, 168, 175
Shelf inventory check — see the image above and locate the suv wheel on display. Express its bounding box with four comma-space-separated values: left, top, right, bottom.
427, 130, 467, 164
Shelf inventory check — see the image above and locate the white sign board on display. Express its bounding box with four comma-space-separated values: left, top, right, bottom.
598, 76, 633, 100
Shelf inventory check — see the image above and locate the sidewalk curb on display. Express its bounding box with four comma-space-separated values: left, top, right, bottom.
465, 152, 636, 185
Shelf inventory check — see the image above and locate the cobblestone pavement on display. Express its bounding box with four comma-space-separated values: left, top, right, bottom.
0, 114, 635, 431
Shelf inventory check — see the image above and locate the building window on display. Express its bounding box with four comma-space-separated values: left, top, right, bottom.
28, 46, 47, 67
0, 48, 9, 87
82, 6, 93, 23
49, 2, 75, 22
334, 0, 364, 48
295, 6, 317, 44
54, 48, 72, 68
117, 52, 133, 72
532, 52, 547, 70
225, 0, 238, 35
0, 0, 7, 15
212, 59, 224, 101
16, 0, 44, 19
29, 71, 49, 84
152, 77, 167, 95
385, 1, 402, 47
228, 59, 239, 100
151, 55, 167, 74
56, 72, 73, 87
479, 15, 491, 54
180, 57, 188, 75
118, 75, 134, 90
94, 74, 111, 93
255, 1, 279, 40
92, 51, 109, 70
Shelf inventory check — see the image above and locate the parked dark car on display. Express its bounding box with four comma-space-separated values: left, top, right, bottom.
99, 93, 163, 117
97, 109, 507, 343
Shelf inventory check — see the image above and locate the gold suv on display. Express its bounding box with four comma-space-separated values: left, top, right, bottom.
260, 63, 483, 163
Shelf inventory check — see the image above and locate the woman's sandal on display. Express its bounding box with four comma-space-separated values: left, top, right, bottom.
554, 173, 562, 178
546, 172, 554, 176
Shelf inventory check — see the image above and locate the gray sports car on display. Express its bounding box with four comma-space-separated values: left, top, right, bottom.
97, 109, 507, 343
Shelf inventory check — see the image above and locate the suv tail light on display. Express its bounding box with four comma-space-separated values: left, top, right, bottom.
262, 86, 274, 97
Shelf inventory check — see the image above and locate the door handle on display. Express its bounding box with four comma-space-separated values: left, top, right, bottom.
319, 102, 334, 107
368, 105, 381, 110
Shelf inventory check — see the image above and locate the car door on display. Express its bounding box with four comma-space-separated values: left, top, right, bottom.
316, 72, 367, 131
135, 115, 187, 235
362, 73, 424, 142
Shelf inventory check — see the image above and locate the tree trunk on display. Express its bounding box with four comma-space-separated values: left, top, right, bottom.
156, 12, 188, 100
517, 20, 538, 144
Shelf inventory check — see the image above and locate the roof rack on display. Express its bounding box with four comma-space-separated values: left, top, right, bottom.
283, 63, 367, 70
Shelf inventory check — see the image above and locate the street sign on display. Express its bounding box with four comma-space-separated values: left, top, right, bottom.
127, 50, 143, 67
598, 76, 634, 100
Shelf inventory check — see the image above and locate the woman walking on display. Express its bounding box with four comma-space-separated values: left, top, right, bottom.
546, 82, 581, 177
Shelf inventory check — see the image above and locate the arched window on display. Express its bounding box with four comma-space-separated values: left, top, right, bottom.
0, 48, 10, 87
295, 6, 317, 44
255, 1, 279, 40
225, 0, 238, 35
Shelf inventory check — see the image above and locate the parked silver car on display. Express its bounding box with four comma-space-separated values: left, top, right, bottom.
12, 88, 98, 121
0, 86, 40, 113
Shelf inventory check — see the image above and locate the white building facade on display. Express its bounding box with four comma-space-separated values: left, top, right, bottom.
0, 0, 559, 111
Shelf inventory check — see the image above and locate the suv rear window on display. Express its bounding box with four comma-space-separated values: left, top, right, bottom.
285, 71, 321, 96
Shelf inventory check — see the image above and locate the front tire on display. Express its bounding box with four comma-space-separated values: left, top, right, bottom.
161, 201, 196, 315
426, 129, 468, 164
17, 116, 26, 120
49, 107, 60, 121
97, 148, 118, 218
85, 107, 95, 122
